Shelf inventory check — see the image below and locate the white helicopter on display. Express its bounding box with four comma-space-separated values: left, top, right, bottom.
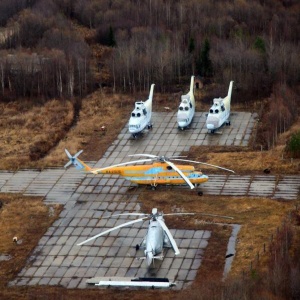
77, 208, 233, 267
177, 76, 195, 130
129, 84, 155, 138
206, 81, 234, 133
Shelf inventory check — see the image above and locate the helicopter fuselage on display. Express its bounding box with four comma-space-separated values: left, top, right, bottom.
128, 84, 154, 138
206, 98, 230, 132
97, 162, 208, 186
143, 216, 173, 266
206, 81, 233, 133
177, 95, 195, 129
129, 100, 152, 135
177, 76, 195, 130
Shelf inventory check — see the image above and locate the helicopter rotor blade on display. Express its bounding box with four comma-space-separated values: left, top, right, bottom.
157, 219, 180, 255
163, 212, 233, 219
128, 154, 158, 159
91, 159, 153, 174
65, 148, 72, 159
165, 160, 195, 189
101, 213, 149, 218
171, 158, 235, 173
64, 149, 84, 169
163, 213, 196, 216
197, 213, 234, 219
77, 216, 148, 246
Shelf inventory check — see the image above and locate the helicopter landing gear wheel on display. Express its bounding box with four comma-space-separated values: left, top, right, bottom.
198, 191, 203, 196
135, 244, 140, 251
151, 185, 157, 190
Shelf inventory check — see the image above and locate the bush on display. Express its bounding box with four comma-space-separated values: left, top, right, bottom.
287, 131, 300, 158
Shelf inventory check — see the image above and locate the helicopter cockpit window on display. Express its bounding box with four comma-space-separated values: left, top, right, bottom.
190, 103, 192, 108
137, 113, 141, 117
185, 106, 189, 111
179, 106, 183, 110
221, 105, 225, 111
210, 109, 213, 113
215, 109, 219, 113
132, 113, 135, 117
167, 166, 172, 170
143, 108, 147, 115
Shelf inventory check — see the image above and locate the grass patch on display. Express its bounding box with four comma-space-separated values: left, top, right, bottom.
0, 194, 62, 290
0, 100, 73, 170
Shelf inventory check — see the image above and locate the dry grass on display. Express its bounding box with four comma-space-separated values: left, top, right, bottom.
0, 194, 62, 288
189, 146, 300, 175
0, 100, 73, 170
40, 90, 133, 165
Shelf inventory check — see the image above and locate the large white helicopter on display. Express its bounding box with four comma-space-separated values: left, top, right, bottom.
129, 84, 155, 138
177, 76, 195, 130
77, 208, 233, 267
206, 81, 234, 133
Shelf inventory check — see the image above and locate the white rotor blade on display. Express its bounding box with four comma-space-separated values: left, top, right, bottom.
163, 213, 195, 216
171, 158, 235, 173
64, 161, 72, 169
128, 154, 158, 159
157, 219, 180, 255
198, 213, 234, 219
74, 150, 83, 158
101, 213, 148, 218
65, 148, 72, 159
165, 161, 195, 189
91, 159, 153, 174
77, 217, 148, 246
163, 212, 233, 219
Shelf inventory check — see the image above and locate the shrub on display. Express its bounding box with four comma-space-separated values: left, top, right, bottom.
287, 131, 300, 158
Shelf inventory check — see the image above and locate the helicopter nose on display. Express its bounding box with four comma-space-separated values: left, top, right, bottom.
206, 124, 215, 130
146, 252, 153, 267
178, 120, 187, 127
202, 175, 209, 181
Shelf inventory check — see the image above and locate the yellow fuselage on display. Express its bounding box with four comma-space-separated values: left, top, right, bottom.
96, 162, 208, 186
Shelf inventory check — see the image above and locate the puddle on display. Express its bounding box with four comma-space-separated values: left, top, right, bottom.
223, 224, 241, 280
0, 254, 12, 261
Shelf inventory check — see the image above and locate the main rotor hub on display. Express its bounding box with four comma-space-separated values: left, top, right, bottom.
159, 156, 168, 162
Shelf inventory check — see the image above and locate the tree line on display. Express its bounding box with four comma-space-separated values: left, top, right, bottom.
0, 0, 299, 102
0, 1, 93, 100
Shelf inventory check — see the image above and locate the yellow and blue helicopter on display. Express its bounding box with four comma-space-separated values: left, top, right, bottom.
64, 149, 234, 190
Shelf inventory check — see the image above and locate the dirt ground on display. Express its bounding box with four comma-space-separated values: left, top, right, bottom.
0, 90, 299, 299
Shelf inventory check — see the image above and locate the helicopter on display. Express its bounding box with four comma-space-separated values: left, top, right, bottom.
206, 81, 234, 133
177, 76, 195, 130
64, 150, 234, 190
129, 84, 155, 138
77, 208, 233, 267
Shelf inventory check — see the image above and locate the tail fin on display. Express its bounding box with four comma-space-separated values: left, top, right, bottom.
227, 81, 234, 104
64, 149, 91, 171
148, 84, 155, 102
189, 76, 195, 94
146, 83, 155, 113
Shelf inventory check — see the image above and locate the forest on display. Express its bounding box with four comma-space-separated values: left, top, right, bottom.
0, 0, 299, 102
